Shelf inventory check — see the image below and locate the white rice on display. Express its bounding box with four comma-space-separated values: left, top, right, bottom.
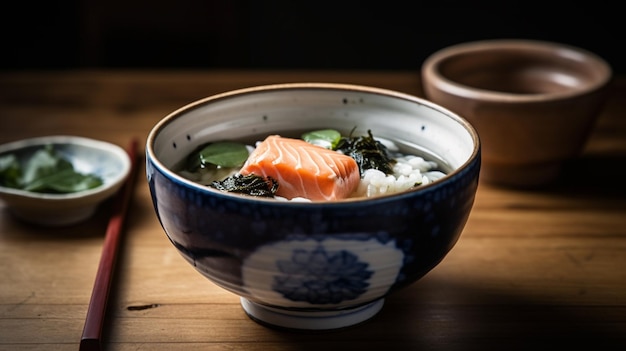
350, 155, 445, 198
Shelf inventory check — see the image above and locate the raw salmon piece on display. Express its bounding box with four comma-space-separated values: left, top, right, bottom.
239, 135, 360, 201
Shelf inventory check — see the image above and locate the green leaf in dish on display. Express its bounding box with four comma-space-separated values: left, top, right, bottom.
21, 145, 74, 185
0, 154, 22, 188
0, 144, 104, 194
190, 141, 250, 170
23, 168, 103, 193
301, 129, 342, 149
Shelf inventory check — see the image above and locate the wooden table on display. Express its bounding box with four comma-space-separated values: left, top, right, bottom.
1, 70, 625, 350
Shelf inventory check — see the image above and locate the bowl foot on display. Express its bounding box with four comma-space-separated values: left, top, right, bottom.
240, 297, 384, 331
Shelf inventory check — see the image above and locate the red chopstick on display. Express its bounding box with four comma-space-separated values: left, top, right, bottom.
80, 138, 140, 351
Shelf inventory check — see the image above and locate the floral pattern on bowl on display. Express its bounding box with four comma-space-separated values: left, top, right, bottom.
241, 236, 403, 308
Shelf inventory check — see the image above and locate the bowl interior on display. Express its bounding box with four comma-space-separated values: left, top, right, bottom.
150, 83, 479, 196
430, 40, 612, 95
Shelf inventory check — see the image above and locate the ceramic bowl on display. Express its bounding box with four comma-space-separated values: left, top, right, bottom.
422, 39, 612, 187
146, 83, 481, 331
0, 135, 131, 226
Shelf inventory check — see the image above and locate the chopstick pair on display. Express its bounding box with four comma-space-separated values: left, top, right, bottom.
80, 138, 140, 351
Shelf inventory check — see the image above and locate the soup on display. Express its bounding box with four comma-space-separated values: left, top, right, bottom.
176, 129, 447, 201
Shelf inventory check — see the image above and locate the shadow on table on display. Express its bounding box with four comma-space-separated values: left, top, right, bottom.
476, 153, 626, 201
263, 276, 626, 351
0, 196, 114, 240
550, 153, 626, 199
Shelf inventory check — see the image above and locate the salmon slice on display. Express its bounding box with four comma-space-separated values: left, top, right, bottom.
239, 135, 360, 201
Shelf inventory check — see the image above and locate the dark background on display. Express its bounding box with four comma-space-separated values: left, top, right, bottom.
3, 1, 625, 74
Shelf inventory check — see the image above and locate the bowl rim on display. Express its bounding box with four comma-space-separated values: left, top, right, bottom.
421, 38, 613, 103
146, 82, 481, 205
0, 135, 131, 200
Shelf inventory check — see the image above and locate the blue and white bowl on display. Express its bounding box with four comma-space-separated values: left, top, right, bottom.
146, 83, 481, 330
0, 135, 131, 226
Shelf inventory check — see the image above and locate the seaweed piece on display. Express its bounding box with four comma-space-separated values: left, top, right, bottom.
210, 174, 279, 197
335, 129, 395, 175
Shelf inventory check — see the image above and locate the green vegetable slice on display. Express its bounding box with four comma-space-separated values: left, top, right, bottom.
188, 141, 249, 170
301, 129, 342, 149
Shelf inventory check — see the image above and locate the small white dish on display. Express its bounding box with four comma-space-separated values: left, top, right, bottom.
0, 135, 131, 226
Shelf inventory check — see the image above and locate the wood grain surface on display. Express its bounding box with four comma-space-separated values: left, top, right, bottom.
1, 70, 624, 351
